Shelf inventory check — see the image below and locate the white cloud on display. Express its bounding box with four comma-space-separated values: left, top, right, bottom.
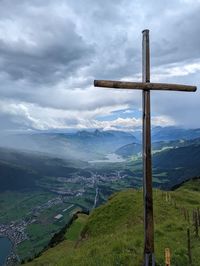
0, 99, 175, 131
151, 115, 175, 127
151, 59, 200, 82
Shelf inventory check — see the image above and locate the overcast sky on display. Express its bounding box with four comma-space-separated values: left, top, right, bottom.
0, 0, 200, 132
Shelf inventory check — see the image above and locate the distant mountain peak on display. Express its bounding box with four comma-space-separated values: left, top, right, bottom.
94, 129, 101, 136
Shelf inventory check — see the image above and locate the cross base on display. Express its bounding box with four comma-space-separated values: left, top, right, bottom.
144, 252, 155, 266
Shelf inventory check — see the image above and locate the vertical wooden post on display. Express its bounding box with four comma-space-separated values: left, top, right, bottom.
194, 211, 199, 237
183, 208, 187, 221
197, 207, 200, 226
142, 29, 155, 266
192, 210, 195, 224
165, 248, 171, 266
187, 210, 190, 224
187, 228, 192, 265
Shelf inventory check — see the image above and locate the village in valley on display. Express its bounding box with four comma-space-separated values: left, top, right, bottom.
0, 168, 130, 263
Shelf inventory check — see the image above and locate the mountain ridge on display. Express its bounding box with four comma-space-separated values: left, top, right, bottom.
2, 127, 200, 161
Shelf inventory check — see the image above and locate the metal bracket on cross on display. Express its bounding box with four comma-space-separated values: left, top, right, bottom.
94, 29, 197, 266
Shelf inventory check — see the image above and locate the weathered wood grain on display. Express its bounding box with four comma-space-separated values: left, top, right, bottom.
94, 80, 197, 92
142, 29, 155, 266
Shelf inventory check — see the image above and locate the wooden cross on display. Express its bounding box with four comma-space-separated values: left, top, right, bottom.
94, 29, 197, 266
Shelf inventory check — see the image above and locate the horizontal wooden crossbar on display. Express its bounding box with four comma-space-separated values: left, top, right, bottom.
94, 80, 197, 92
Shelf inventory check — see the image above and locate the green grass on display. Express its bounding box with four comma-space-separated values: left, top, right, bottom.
0, 191, 54, 223
25, 213, 88, 265
18, 204, 82, 260
25, 179, 200, 265
65, 214, 88, 241
17, 223, 58, 259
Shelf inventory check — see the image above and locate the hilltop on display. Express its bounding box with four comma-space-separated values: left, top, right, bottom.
25, 178, 200, 266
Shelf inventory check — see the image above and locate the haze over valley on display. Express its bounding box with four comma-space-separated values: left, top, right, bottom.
0, 126, 200, 263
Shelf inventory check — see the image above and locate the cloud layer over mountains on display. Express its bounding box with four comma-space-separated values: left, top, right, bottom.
0, 0, 200, 131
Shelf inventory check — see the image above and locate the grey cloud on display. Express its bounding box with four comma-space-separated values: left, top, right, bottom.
0, 0, 200, 131
0, 2, 93, 85
151, 7, 200, 68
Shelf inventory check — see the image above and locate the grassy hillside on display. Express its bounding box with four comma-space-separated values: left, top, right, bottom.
25, 178, 200, 265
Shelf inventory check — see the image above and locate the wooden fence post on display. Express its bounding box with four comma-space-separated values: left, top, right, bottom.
187, 210, 190, 224
197, 207, 200, 226
165, 192, 168, 202
187, 228, 192, 265
165, 248, 170, 266
183, 208, 187, 221
192, 210, 195, 224
194, 211, 199, 237
169, 193, 171, 203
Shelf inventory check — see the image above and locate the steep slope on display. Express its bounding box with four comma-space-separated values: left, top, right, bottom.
25, 178, 200, 265
153, 143, 200, 188
114, 138, 200, 189
23, 213, 88, 265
